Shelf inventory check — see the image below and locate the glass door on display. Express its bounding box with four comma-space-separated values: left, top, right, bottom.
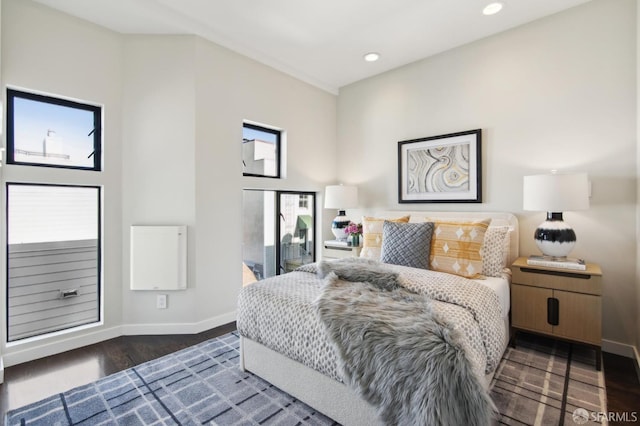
277, 192, 315, 274
242, 190, 315, 284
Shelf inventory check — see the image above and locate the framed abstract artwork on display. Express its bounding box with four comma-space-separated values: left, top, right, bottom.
398, 129, 482, 203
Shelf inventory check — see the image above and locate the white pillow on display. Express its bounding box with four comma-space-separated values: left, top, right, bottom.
481, 226, 510, 278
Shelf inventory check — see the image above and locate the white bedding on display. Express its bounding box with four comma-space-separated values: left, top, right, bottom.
474, 275, 510, 319
238, 262, 508, 382
238, 212, 519, 426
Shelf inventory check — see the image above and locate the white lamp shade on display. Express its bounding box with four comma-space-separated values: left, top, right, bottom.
324, 185, 358, 209
523, 173, 589, 212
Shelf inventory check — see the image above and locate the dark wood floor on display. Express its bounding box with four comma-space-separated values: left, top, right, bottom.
0, 322, 236, 420
1, 322, 638, 423
602, 351, 640, 425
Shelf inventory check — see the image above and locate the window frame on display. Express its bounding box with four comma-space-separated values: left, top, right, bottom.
242, 189, 316, 281
298, 194, 309, 209
275, 190, 316, 275
6, 88, 102, 171
5, 182, 103, 342
242, 122, 281, 179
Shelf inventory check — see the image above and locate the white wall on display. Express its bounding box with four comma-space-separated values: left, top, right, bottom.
1, 0, 637, 364
121, 36, 199, 328
120, 36, 337, 330
192, 37, 337, 324
1, 0, 123, 362
0, 0, 337, 361
338, 0, 638, 348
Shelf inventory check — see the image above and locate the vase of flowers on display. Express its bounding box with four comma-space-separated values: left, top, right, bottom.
344, 222, 362, 247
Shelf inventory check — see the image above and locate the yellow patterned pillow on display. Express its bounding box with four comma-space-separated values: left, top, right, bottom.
360, 215, 410, 260
428, 219, 490, 278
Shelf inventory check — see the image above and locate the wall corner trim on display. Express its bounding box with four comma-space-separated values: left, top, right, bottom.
120, 311, 236, 336
1, 312, 237, 369
3, 326, 123, 368
602, 338, 638, 359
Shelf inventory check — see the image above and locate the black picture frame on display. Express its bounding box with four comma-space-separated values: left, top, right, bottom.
398, 129, 482, 203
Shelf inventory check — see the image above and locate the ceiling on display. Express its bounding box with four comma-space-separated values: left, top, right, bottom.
33, 0, 591, 94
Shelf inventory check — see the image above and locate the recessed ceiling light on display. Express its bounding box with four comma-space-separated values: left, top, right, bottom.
483, 2, 503, 15
363, 52, 380, 62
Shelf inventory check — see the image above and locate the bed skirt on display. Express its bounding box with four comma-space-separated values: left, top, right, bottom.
238, 211, 518, 425
239, 336, 382, 425
239, 315, 508, 426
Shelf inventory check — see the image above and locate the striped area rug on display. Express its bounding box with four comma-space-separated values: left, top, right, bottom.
491, 333, 608, 425
6, 331, 607, 425
5, 332, 336, 426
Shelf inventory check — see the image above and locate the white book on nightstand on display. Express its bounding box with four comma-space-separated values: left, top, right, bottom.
526, 255, 587, 271
324, 239, 350, 248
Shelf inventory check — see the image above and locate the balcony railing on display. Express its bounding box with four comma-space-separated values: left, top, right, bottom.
7, 239, 99, 341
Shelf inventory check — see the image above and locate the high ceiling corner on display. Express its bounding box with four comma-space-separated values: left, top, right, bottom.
32, 0, 592, 94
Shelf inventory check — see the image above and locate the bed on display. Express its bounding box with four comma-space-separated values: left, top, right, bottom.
238, 211, 518, 425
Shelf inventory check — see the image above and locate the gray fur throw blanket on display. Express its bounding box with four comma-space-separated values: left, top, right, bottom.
316, 257, 404, 291
315, 267, 495, 426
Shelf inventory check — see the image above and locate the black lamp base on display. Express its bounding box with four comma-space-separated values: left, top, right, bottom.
331, 210, 350, 241
534, 212, 576, 259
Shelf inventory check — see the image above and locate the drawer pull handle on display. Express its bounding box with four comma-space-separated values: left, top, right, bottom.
59, 289, 78, 299
547, 297, 559, 326
521, 267, 590, 279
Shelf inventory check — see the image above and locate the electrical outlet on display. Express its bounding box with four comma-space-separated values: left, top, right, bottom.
157, 294, 167, 309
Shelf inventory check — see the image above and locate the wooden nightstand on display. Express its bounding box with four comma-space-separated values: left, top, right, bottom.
322, 241, 361, 260
510, 256, 603, 370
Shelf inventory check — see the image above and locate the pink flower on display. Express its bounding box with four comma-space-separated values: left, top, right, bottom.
345, 222, 362, 236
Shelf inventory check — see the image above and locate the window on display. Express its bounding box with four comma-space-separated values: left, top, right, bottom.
6, 183, 101, 341
242, 190, 315, 282
299, 194, 309, 209
6, 88, 102, 170
242, 123, 280, 178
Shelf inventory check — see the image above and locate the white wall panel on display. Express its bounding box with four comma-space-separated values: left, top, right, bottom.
130, 226, 187, 290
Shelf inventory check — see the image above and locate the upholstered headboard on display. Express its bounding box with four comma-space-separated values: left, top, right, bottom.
363, 211, 519, 265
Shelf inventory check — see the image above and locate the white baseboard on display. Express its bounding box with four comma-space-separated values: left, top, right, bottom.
2, 312, 237, 368
120, 311, 236, 336
3, 325, 122, 368
602, 338, 639, 359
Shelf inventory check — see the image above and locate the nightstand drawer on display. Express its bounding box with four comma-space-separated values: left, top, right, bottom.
512, 266, 602, 295
322, 245, 361, 259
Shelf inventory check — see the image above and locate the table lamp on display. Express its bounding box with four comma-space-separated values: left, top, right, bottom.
324, 185, 358, 241
523, 172, 589, 259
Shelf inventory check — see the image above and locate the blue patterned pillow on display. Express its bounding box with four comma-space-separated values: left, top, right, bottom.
380, 221, 434, 269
